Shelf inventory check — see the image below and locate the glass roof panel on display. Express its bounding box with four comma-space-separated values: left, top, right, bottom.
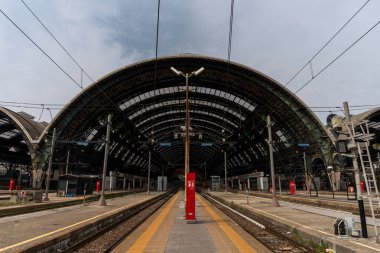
141, 117, 234, 135
128, 99, 246, 121
0, 129, 19, 139
0, 118, 9, 126
118, 86, 256, 113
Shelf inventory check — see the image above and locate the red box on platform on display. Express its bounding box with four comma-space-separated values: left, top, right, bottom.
186, 173, 196, 223
289, 180, 296, 195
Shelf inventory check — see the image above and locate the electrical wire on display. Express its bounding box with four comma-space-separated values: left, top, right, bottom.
20, 0, 94, 85
1, 6, 156, 165
222, 0, 235, 133
1, 99, 379, 112
295, 17, 380, 94
227, 0, 235, 62
0, 8, 82, 89
153, 0, 161, 140
37, 104, 45, 121
285, 0, 370, 87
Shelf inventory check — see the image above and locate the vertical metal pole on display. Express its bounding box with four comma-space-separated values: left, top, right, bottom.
344, 101, 368, 238
205, 163, 207, 190
267, 116, 280, 207
44, 128, 56, 201
98, 114, 112, 206
224, 151, 227, 192
147, 150, 151, 194
65, 149, 70, 174
304, 151, 311, 196
185, 73, 189, 201
278, 176, 282, 194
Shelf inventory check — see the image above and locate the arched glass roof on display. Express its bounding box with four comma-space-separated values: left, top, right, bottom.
38, 54, 332, 177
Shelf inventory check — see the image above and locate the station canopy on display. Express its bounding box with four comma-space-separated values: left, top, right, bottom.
0, 107, 45, 166
38, 54, 332, 178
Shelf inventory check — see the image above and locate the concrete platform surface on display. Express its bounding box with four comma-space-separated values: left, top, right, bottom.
113, 192, 269, 253
0, 192, 162, 253
210, 191, 380, 253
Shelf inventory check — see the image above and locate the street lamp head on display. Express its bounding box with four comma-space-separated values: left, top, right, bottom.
170, 66, 182, 76
193, 67, 205, 76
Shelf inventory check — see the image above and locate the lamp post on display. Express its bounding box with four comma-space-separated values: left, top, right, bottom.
170, 66, 205, 197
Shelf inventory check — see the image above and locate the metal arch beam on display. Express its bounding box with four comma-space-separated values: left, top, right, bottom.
0, 108, 45, 177
135, 111, 238, 135
131, 103, 243, 129
159, 144, 216, 163
140, 116, 235, 137
151, 124, 224, 145
36, 54, 334, 178
123, 92, 250, 121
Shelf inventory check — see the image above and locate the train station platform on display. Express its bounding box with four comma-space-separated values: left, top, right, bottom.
209, 191, 380, 253
112, 191, 270, 253
0, 191, 162, 253
0, 189, 145, 217
2, 189, 380, 252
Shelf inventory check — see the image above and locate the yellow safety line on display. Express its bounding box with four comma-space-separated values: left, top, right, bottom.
242, 203, 380, 252
127, 192, 179, 253
0, 195, 153, 252
197, 195, 257, 253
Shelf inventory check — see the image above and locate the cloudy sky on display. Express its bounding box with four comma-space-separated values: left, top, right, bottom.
0, 0, 379, 123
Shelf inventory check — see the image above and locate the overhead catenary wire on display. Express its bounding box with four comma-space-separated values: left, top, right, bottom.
0, 9, 82, 89
295, 17, 380, 94
153, 0, 161, 139
223, 0, 235, 129
285, 0, 370, 87
1, 99, 380, 111
37, 104, 45, 121
20, 0, 94, 85
1, 5, 160, 165
227, 0, 235, 62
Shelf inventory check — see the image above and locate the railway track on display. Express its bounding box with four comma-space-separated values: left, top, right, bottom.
202, 193, 315, 253
65, 191, 175, 253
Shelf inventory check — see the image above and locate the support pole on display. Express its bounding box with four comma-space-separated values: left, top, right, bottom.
344, 101, 368, 238
147, 150, 151, 194
224, 151, 227, 192
65, 149, 70, 174
43, 128, 56, 201
267, 116, 280, 207
204, 163, 207, 184
303, 151, 310, 196
185, 73, 190, 200
98, 114, 112, 206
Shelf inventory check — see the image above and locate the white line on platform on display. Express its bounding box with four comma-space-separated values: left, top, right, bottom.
0, 197, 150, 252
241, 203, 380, 252
204, 194, 265, 229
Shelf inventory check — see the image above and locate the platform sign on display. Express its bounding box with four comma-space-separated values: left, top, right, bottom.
186, 173, 196, 223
